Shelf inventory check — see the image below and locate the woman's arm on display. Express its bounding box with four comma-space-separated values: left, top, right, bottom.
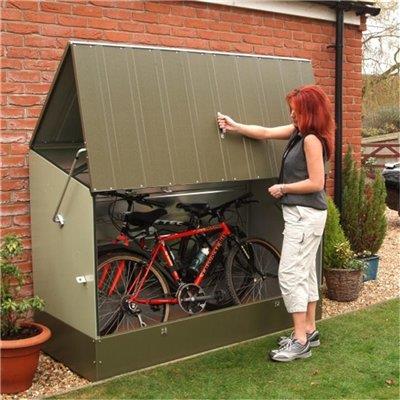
217, 112, 295, 140
268, 134, 325, 198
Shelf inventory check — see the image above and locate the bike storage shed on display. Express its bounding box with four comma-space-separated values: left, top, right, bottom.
30, 41, 321, 381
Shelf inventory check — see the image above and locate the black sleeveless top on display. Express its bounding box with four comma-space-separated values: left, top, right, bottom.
278, 131, 327, 210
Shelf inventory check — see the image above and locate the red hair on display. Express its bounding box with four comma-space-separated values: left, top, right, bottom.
286, 85, 335, 160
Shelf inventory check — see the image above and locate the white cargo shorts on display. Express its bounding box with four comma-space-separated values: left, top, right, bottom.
278, 205, 327, 313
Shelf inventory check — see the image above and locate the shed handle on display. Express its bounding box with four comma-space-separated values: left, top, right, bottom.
53, 147, 87, 227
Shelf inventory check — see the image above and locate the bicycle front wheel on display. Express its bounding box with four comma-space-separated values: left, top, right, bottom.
225, 238, 280, 305
97, 252, 170, 336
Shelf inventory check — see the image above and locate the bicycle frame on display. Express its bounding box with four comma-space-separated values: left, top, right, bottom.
118, 221, 232, 306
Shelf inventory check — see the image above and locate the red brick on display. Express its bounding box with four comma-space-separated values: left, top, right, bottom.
0, 216, 12, 227
185, 18, 211, 30
23, 60, 58, 71
2, 226, 31, 238
171, 27, 197, 38
7, 0, 38, 10
73, 28, 104, 40
218, 31, 241, 43
118, 21, 145, 33
198, 30, 219, 41
284, 21, 303, 31
1, 144, 10, 156
24, 11, 56, 24
196, 8, 219, 20
0, 132, 26, 143
39, 48, 64, 60
0, 155, 26, 168
131, 11, 158, 24
10, 143, 28, 155
115, 1, 144, 10
42, 25, 73, 37
41, 71, 55, 83
184, 38, 209, 50
72, 5, 102, 17
25, 83, 51, 94
243, 14, 263, 26
263, 36, 283, 47
146, 24, 171, 35
158, 14, 184, 27
26, 107, 42, 118
274, 47, 293, 57
131, 33, 158, 45
312, 34, 331, 44
273, 29, 291, 39
7, 47, 40, 59
1, 8, 23, 20
7, 119, 36, 130
40, 2, 72, 14
5, 22, 39, 34
233, 43, 253, 53
1, 180, 26, 192
0, 32, 23, 46
58, 15, 88, 28
1, 58, 23, 69
209, 41, 232, 52
304, 23, 322, 34
209, 21, 231, 32
8, 167, 29, 178
159, 36, 186, 48
15, 262, 32, 274
253, 45, 273, 56
170, 5, 196, 18
231, 23, 253, 35
89, 0, 117, 7
220, 11, 243, 23
8, 70, 40, 83
88, 18, 119, 30
24, 35, 57, 48
284, 39, 302, 49
0, 108, 24, 119
104, 8, 132, 20
12, 190, 30, 202
254, 26, 273, 36
103, 31, 132, 42
144, 2, 170, 14
243, 35, 263, 45
13, 215, 31, 226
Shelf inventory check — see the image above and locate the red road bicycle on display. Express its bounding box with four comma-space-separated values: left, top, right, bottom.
97, 193, 280, 336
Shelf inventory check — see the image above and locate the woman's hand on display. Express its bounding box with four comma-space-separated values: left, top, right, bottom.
217, 112, 239, 133
268, 184, 284, 199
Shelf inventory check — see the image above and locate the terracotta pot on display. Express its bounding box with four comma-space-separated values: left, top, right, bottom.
323, 268, 363, 302
0, 322, 51, 394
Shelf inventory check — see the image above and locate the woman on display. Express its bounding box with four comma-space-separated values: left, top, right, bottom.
217, 85, 334, 362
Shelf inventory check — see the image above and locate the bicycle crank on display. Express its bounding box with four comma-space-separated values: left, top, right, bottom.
177, 283, 212, 314
123, 300, 147, 328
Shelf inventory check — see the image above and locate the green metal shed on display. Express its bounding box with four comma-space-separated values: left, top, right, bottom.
30, 41, 321, 381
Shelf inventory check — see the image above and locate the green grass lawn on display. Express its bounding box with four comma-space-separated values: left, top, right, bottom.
55, 299, 399, 399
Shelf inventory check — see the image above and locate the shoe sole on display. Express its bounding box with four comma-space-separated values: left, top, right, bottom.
270, 351, 312, 362
277, 339, 320, 348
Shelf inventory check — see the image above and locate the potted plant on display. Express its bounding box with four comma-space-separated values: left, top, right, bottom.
0, 234, 51, 394
342, 147, 387, 281
323, 198, 365, 301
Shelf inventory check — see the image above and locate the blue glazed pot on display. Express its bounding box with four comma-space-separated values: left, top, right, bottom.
361, 255, 379, 282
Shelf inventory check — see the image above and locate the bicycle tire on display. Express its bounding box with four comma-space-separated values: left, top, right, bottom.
225, 237, 280, 305
97, 251, 170, 336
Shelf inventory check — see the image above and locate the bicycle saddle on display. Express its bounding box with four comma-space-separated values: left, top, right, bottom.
125, 209, 167, 227
176, 202, 210, 218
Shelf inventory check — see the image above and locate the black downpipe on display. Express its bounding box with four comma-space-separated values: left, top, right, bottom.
334, 4, 344, 212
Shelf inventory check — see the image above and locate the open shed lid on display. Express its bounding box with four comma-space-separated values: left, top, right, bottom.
30, 41, 314, 193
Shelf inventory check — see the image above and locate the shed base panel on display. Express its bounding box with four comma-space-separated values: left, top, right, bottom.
37, 297, 321, 381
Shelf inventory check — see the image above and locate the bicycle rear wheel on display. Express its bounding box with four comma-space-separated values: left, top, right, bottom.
97, 252, 170, 336
225, 238, 280, 305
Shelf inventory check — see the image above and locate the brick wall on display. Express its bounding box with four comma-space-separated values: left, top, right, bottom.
0, 0, 363, 297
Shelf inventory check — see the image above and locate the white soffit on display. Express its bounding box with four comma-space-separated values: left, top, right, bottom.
196, 1, 361, 25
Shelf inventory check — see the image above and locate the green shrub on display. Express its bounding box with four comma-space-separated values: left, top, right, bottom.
342, 147, 387, 255
323, 198, 363, 270
0, 234, 45, 339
